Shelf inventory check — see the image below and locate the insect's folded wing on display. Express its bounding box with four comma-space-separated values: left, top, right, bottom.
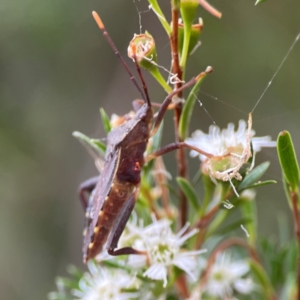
83, 148, 120, 253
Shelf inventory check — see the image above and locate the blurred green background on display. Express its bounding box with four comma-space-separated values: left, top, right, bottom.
0, 0, 299, 299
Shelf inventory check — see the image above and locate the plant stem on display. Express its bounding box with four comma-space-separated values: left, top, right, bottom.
291, 190, 300, 300
170, 0, 187, 229
170, 0, 189, 295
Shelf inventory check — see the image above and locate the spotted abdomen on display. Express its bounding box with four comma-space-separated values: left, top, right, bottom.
83, 179, 136, 262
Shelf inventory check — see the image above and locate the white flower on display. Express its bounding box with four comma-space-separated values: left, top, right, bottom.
72, 260, 139, 300
202, 253, 255, 298
119, 216, 206, 288
185, 114, 276, 182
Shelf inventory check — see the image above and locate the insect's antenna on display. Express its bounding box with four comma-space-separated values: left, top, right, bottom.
130, 42, 151, 107
92, 11, 146, 101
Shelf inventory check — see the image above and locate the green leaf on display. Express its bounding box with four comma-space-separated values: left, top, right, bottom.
148, 0, 172, 35
204, 183, 229, 237
143, 121, 164, 178
214, 217, 252, 235
205, 209, 229, 239
240, 198, 257, 245
243, 180, 277, 190
249, 259, 275, 298
149, 67, 172, 93
73, 131, 106, 157
255, 0, 267, 5
283, 175, 293, 209
201, 173, 216, 216
100, 108, 111, 134
238, 161, 270, 191
179, 71, 209, 139
176, 177, 200, 212
277, 130, 300, 191
55, 276, 79, 290
151, 120, 164, 152
67, 265, 84, 280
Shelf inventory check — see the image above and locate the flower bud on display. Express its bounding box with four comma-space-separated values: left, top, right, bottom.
178, 18, 203, 57
179, 0, 200, 67
180, 0, 199, 27
127, 32, 172, 93
127, 32, 157, 70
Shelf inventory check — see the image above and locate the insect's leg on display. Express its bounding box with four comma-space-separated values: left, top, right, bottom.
108, 246, 147, 256
151, 67, 213, 137
78, 176, 99, 210
146, 142, 215, 163
106, 189, 147, 257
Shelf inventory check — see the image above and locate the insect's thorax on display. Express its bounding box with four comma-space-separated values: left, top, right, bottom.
116, 105, 153, 184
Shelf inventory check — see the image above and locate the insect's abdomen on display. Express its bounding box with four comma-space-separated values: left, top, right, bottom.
84, 181, 135, 262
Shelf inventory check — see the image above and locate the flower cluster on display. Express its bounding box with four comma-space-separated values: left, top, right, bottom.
186, 114, 276, 181
72, 261, 140, 300
188, 254, 255, 299
98, 216, 206, 288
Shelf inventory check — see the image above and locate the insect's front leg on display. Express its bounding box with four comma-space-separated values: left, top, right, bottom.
151, 67, 212, 137
78, 176, 99, 210
146, 141, 214, 163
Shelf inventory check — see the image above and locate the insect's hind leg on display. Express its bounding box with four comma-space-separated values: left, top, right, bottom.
78, 176, 99, 210
106, 189, 148, 258
108, 247, 147, 256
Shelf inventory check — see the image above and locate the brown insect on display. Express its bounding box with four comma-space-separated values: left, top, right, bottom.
78, 11, 212, 263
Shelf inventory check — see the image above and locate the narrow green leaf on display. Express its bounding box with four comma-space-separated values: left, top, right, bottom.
67, 265, 84, 280
143, 121, 164, 178
90, 139, 106, 153
243, 180, 277, 190
283, 175, 293, 209
179, 71, 209, 139
214, 218, 252, 235
148, 0, 172, 35
249, 259, 275, 298
192, 168, 202, 185
55, 277, 78, 290
201, 173, 216, 216
238, 161, 270, 191
255, 0, 267, 5
73, 131, 106, 157
100, 108, 111, 134
151, 120, 164, 152
240, 198, 257, 245
205, 209, 229, 239
277, 130, 300, 191
149, 67, 172, 93
176, 177, 200, 212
